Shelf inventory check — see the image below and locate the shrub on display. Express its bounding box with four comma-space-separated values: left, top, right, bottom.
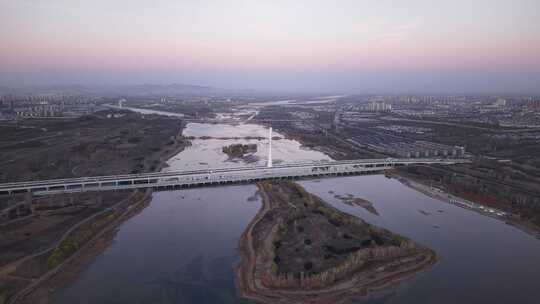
0, 289, 7, 304
47, 237, 79, 269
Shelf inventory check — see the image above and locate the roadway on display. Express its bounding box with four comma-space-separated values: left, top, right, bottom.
0, 158, 469, 196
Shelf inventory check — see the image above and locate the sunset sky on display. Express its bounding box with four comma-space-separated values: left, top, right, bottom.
1, 0, 539, 93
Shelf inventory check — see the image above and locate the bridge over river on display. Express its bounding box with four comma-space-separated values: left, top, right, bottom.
0, 158, 468, 196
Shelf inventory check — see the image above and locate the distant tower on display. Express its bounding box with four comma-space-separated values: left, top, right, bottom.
267, 127, 273, 168
333, 109, 341, 131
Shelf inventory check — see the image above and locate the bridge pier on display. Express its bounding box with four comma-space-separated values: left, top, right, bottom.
0, 159, 468, 196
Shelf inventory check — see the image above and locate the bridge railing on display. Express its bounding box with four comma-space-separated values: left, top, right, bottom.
0, 158, 469, 195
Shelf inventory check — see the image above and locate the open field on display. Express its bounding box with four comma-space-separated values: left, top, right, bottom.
0, 110, 188, 182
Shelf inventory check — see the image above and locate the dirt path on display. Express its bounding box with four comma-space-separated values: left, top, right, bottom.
7, 190, 151, 304
235, 181, 437, 304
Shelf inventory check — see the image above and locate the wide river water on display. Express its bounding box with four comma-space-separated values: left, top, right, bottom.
55, 123, 540, 304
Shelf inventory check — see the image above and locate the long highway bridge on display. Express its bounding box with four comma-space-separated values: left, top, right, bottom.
0, 158, 468, 196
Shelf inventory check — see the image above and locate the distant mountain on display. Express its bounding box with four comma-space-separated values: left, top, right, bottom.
108, 83, 225, 96
0, 83, 230, 97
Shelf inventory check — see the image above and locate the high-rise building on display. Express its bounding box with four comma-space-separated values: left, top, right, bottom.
363, 101, 392, 112
495, 98, 507, 108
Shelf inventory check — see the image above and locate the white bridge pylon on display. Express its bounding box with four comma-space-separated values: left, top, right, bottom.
267, 127, 273, 168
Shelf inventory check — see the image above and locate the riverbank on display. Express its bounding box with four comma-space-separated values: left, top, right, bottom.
13, 189, 153, 304
0, 110, 191, 303
235, 181, 437, 304
389, 171, 540, 240
269, 126, 364, 161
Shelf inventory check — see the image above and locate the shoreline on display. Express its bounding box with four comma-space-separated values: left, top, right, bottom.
235, 181, 437, 304
4, 126, 191, 304
259, 119, 540, 241
9, 190, 152, 304
390, 172, 540, 240
263, 124, 354, 161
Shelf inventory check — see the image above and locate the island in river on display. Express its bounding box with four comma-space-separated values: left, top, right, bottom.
222, 143, 258, 158
236, 181, 437, 303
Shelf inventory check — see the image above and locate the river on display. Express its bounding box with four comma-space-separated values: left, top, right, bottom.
107, 105, 185, 118
54, 122, 540, 304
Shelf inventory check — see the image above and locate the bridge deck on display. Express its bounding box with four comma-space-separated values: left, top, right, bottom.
0, 158, 468, 196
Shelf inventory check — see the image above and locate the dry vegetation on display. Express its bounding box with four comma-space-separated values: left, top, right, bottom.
0, 109, 188, 182
236, 181, 436, 303
0, 110, 190, 303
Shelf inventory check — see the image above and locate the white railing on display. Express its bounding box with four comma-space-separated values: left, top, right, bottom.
0, 158, 469, 196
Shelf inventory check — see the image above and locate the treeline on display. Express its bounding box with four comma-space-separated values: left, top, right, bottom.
400, 163, 540, 227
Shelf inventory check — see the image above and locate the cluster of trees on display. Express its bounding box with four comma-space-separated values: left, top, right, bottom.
267, 243, 417, 290
222, 143, 257, 158
400, 164, 540, 227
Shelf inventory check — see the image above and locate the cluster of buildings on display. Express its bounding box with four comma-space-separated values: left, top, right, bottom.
0, 95, 101, 119
338, 95, 540, 128
368, 140, 466, 158
348, 131, 466, 159
397, 95, 467, 104
527, 100, 540, 111
360, 101, 392, 112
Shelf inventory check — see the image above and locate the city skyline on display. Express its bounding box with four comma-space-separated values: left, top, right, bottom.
1, 0, 540, 93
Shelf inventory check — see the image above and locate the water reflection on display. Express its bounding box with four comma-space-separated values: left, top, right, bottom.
54, 186, 261, 304
300, 176, 540, 304
147, 255, 245, 304
54, 122, 540, 304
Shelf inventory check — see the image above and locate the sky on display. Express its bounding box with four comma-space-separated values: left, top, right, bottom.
1, 0, 540, 93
